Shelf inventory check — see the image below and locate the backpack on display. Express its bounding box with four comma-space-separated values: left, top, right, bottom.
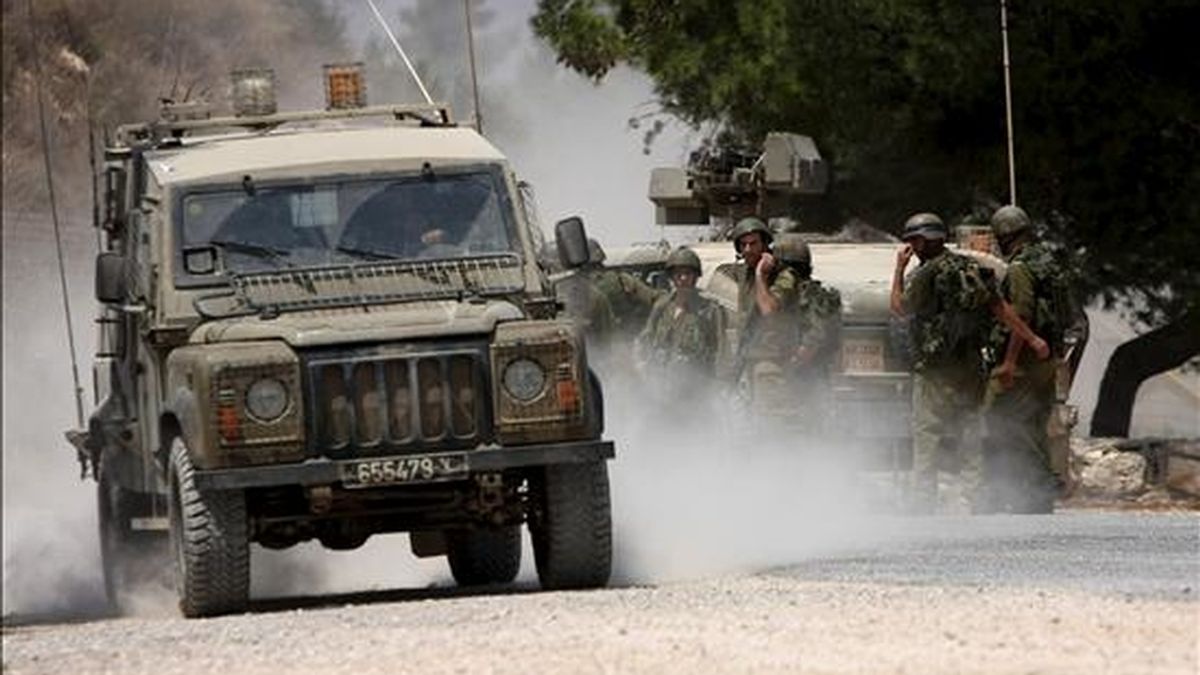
1009, 241, 1081, 351
795, 279, 842, 360
914, 252, 996, 368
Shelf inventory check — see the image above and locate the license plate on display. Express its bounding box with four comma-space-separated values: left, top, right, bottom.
841, 338, 885, 373
340, 452, 468, 488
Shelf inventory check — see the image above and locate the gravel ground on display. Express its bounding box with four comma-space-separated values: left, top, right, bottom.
3, 574, 1196, 674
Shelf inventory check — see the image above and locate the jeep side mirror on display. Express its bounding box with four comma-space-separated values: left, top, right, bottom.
95, 252, 129, 304
554, 216, 589, 270
103, 166, 127, 231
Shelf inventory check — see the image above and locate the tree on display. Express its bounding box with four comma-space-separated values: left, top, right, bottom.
533, 0, 1200, 434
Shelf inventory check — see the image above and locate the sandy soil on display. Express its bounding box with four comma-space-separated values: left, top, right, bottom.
4, 574, 1196, 675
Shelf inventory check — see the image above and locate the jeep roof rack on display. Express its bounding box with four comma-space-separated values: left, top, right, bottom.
114, 102, 456, 149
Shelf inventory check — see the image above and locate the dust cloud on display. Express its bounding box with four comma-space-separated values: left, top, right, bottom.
2, 214, 106, 618
1, 1, 871, 620
595, 364, 893, 585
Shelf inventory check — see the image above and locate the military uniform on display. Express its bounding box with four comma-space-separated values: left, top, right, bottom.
787, 277, 842, 430
903, 245, 997, 513
791, 277, 842, 373
556, 272, 616, 349
736, 263, 800, 415
984, 207, 1069, 512
637, 288, 721, 400
771, 233, 843, 432
640, 290, 721, 371
593, 268, 664, 338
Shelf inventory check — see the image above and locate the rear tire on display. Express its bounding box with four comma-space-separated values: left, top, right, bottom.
530, 461, 612, 590
446, 526, 522, 586
168, 438, 250, 617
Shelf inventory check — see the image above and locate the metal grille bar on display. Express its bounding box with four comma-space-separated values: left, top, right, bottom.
307, 347, 489, 458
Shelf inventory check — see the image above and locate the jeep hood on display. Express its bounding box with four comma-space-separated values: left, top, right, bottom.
190, 299, 523, 347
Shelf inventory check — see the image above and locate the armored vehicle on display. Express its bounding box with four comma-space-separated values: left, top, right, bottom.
635, 134, 1082, 484
68, 67, 614, 617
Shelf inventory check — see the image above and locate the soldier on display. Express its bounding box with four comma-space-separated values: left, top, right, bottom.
636, 247, 722, 401
984, 205, 1076, 513
774, 233, 842, 432
555, 242, 616, 352
890, 212, 1049, 513
585, 238, 664, 341
730, 217, 799, 416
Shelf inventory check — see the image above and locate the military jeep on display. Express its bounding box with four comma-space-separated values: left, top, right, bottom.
69, 68, 614, 617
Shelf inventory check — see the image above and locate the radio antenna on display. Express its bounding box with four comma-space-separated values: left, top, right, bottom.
365, 0, 434, 105
463, 0, 483, 133
26, 0, 85, 430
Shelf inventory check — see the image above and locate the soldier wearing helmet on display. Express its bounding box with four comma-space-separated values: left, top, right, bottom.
774, 233, 843, 433
636, 247, 722, 395
890, 211, 1051, 514
982, 205, 1078, 513
775, 234, 842, 371
584, 237, 664, 342
729, 217, 800, 416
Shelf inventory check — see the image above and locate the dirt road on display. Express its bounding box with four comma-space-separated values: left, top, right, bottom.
1, 577, 1193, 674
4, 512, 1196, 674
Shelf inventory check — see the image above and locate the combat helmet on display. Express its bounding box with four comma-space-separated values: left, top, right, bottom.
773, 233, 811, 268
586, 238, 606, 265
729, 216, 773, 252
990, 205, 1032, 238
665, 246, 702, 275
901, 212, 947, 241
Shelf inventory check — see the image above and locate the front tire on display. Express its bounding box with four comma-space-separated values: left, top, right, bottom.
530, 461, 612, 590
446, 526, 522, 586
168, 438, 249, 617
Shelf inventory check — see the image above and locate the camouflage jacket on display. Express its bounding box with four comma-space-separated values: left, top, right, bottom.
903, 249, 997, 371
736, 264, 799, 364
991, 240, 1078, 360
556, 273, 616, 343
637, 290, 721, 373
792, 277, 842, 365
591, 268, 664, 335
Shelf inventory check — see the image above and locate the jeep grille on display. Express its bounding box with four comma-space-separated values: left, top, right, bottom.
303, 345, 491, 458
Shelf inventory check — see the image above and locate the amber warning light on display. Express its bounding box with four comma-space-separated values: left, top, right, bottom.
325, 63, 367, 110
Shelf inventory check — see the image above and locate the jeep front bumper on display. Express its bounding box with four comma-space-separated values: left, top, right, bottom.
191, 440, 615, 491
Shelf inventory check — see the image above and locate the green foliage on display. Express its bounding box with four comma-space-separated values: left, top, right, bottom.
531, 0, 629, 80
533, 0, 1200, 327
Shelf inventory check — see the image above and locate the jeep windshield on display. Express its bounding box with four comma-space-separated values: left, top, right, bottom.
177, 166, 518, 283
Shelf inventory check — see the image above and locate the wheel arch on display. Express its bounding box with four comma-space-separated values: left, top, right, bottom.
158, 412, 183, 471
161, 385, 205, 469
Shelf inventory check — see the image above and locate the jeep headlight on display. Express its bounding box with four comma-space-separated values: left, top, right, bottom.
502, 358, 546, 402
245, 377, 289, 421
